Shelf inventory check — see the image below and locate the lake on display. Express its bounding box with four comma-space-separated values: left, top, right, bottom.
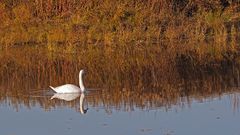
0, 45, 240, 135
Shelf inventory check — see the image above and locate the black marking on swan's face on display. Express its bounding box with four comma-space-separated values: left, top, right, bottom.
80, 70, 85, 75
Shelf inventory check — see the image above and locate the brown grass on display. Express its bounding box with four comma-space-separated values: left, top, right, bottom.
0, 0, 240, 111
0, 46, 239, 112
0, 0, 239, 45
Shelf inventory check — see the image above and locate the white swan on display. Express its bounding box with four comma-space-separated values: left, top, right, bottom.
50, 93, 80, 101
49, 69, 86, 93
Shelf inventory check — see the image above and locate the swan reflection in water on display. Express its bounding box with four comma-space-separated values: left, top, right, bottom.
51, 93, 88, 114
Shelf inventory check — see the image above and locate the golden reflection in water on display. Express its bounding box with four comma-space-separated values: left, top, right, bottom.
0, 46, 239, 112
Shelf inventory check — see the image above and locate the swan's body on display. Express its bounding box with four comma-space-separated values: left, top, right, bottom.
50, 93, 80, 101
50, 84, 81, 93
50, 70, 86, 93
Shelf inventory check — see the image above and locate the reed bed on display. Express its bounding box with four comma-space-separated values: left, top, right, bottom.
0, 0, 239, 46
0, 45, 239, 112
0, 0, 239, 65
0, 0, 240, 112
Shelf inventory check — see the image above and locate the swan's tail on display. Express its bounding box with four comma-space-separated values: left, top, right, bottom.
49, 86, 57, 93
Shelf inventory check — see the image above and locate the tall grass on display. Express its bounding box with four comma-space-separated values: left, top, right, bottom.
0, 46, 239, 112
0, 0, 239, 45
0, 0, 239, 65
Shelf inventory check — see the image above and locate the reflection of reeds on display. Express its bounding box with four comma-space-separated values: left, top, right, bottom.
0, 45, 239, 112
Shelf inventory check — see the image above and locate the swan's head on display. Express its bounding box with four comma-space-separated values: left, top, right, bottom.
80, 69, 85, 75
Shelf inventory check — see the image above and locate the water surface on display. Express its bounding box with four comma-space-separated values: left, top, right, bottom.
0, 46, 240, 135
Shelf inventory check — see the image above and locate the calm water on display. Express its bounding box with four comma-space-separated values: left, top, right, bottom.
0, 46, 240, 135
1, 92, 240, 135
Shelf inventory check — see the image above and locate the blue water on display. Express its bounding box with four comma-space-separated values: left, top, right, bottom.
0, 93, 239, 135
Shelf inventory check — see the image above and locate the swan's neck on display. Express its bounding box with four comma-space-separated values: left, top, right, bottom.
79, 72, 85, 92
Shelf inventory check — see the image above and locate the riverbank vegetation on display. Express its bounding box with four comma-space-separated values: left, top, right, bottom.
0, 0, 240, 68
0, 46, 240, 112
0, 0, 239, 45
